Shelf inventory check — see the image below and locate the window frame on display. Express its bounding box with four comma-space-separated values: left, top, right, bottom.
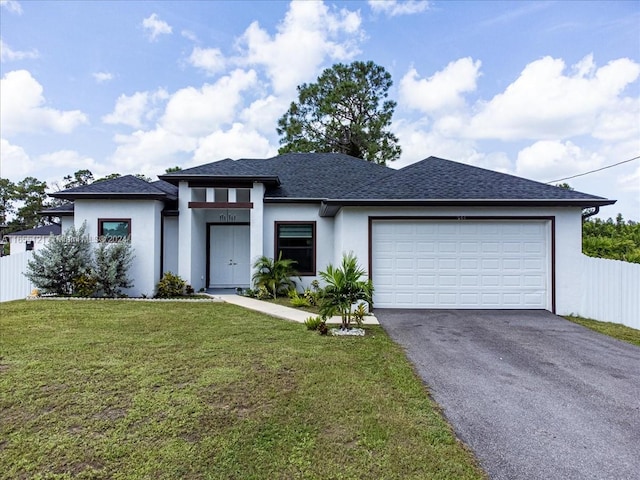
98, 218, 131, 242
274, 221, 316, 276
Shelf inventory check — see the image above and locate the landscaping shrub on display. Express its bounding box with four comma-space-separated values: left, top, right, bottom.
72, 274, 97, 297
289, 290, 311, 308
319, 252, 373, 330
25, 222, 93, 296
304, 316, 324, 330
251, 253, 299, 298
93, 240, 134, 297
155, 272, 187, 298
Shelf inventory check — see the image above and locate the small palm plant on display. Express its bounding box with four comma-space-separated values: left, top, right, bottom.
319, 252, 373, 330
251, 252, 299, 298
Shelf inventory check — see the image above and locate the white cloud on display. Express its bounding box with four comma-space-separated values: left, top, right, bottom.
103, 89, 168, 128
368, 0, 430, 17
399, 57, 482, 113
618, 164, 640, 193
392, 118, 513, 172
240, 95, 289, 135
193, 123, 275, 164
0, 38, 38, 61
465, 55, 640, 141
0, 138, 33, 180
181, 30, 198, 42
0, 70, 88, 136
236, 1, 363, 94
92, 71, 114, 83
515, 140, 604, 182
0, 0, 22, 14
38, 149, 97, 170
142, 13, 172, 41
188, 47, 226, 76
111, 127, 197, 172
161, 69, 258, 136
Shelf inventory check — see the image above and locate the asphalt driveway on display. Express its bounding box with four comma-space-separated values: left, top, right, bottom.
377, 309, 640, 480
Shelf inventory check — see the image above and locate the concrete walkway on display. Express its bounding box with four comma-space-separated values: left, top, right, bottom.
213, 294, 379, 325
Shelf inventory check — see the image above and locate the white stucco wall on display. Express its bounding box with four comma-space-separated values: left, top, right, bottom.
61, 217, 74, 233
263, 203, 334, 290
73, 199, 163, 297
163, 216, 179, 276
334, 205, 586, 314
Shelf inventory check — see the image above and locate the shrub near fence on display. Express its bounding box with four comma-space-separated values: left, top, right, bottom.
579, 254, 640, 330
0, 251, 35, 302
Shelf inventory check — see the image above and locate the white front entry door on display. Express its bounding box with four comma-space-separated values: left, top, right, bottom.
209, 225, 250, 288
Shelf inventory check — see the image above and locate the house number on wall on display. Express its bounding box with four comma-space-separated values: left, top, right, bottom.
219, 214, 237, 222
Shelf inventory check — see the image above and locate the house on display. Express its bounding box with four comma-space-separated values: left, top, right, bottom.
3, 224, 62, 254
47, 153, 614, 313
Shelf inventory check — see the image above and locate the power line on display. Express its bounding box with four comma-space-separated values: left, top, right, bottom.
547, 155, 640, 183
546, 155, 640, 184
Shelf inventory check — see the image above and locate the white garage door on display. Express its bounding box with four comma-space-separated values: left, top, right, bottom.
372, 220, 550, 309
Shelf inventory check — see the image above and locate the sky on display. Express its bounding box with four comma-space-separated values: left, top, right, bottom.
1, 0, 639, 220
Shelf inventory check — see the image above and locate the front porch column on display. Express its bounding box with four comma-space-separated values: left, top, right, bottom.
177, 181, 193, 284
249, 182, 265, 284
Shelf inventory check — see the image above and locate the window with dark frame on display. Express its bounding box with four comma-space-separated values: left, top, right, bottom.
275, 222, 315, 276
25, 241, 34, 251
98, 219, 131, 242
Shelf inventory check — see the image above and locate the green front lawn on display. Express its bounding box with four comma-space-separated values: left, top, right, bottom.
0, 300, 484, 480
564, 315, 640, 346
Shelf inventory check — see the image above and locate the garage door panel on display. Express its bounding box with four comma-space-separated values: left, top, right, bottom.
460, 293, 480, 305
460, 242, 479, 253
503, 275, 522, 287
395, 258, 414, 270
417, 258, 435, 269
372, 220, 550, 309
460, 275, 479, 286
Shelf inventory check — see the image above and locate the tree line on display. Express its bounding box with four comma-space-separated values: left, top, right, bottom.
583, 214, 640, 264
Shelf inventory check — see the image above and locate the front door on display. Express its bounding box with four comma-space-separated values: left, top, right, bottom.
209, 225, 250, 288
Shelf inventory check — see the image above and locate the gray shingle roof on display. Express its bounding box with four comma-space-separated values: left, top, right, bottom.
39, 203, 75, 215
159, 152, 393, 199
51, 154, 614, 209
51, 175, 176, 200
342, 157, 610, 202
6, 224, 61, 236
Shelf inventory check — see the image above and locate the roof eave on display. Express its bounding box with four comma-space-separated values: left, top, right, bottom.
318, 198, 616, 217
158, 174, 281, 187
50, 192, 172, 201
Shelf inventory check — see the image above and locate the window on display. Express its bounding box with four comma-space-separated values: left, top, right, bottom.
214, 188, 228, 202
25, 241, 34, 251
236, 188, 251, 203
275, 222, 316, 275
98, 219, 131, 241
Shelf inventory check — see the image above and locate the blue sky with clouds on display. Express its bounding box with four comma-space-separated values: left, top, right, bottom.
1, 0, 638, 219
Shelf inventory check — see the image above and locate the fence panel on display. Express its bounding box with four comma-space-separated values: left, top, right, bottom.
0, 251, 35, 302
579, 255, 640, 330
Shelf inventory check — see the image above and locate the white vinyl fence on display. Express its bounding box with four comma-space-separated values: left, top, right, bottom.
0, 251, 35, 302
578, 254, 640, 330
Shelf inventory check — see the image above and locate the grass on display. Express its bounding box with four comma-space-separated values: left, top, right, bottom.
268, 296, 321, 315
564, 315, 640, 346
0, 300, 484, 480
